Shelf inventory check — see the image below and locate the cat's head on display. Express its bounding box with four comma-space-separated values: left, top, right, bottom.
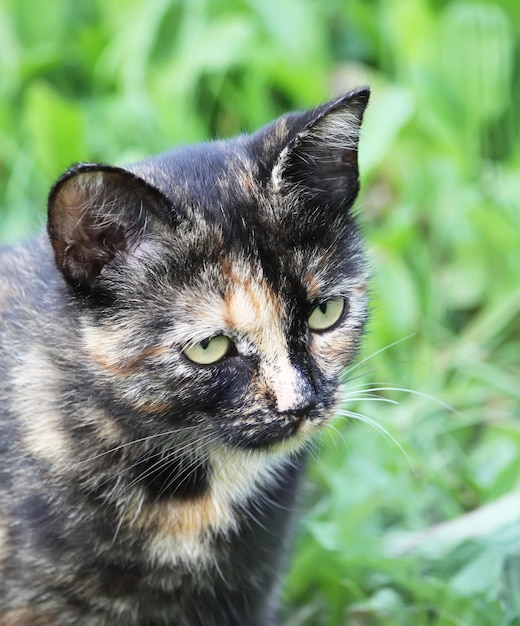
47, 88, 369, 456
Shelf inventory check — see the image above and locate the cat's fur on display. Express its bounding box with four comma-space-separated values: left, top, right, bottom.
0, 88, 369, 625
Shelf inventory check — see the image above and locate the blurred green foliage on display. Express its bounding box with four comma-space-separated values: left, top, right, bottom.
1, 0, 519, 624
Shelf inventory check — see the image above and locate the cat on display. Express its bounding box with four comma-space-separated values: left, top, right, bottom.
0, 87, 370, 626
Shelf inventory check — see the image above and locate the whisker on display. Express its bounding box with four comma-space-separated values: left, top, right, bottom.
343, 334, 416, 379
73, 432, 217, 510
343, 394, 400, 405
92, 434, 208, 485
74, 425, 201, 467
324, 423, 347, 453
336, 409, 413, 470
156, 449, 212, 502
114, 449, 178, 498
341, 380, 392, 391
117, 435, 216, 499
305, 440, 322, 466
350, 386, 459, 415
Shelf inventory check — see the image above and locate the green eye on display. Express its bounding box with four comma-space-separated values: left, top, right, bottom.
183, 335, 233, 365
308, 298, 345, 332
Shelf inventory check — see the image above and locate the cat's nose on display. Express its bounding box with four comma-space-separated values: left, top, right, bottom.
278, 380, 317, 417
266, 360, 317, 416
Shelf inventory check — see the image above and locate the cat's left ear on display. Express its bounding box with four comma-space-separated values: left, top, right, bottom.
47, 164, 170, 290
272, 87, 370, 209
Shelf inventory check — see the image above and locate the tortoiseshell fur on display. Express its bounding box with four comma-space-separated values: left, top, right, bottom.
0, 89, 369, 625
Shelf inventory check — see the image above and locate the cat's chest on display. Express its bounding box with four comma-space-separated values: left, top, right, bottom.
119, 449, 287, 569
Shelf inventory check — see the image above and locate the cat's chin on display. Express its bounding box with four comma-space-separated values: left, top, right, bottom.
271, 417, 326, 455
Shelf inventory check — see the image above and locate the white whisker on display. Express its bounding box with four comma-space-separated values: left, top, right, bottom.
343, 334, 416, 379
343, 394, 400, 405
350, 386, 459, 415
73, 425, 200, 467
336, 409, 413, 470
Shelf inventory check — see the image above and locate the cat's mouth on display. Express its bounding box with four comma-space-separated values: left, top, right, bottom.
221, 410, 329, 452
228, 394, 343, 453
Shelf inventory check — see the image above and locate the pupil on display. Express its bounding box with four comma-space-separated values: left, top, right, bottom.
200, 338, 210, 350
319, 302, 328, 314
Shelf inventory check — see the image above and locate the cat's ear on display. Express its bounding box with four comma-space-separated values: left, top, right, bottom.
272, 87, 370, 208
47, 164, 170, 290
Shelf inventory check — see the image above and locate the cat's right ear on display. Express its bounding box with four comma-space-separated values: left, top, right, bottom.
47, 164, 170, 290
270, 88, 370, 211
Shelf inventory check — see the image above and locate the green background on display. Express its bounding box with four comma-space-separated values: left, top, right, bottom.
1, 0, 519, 623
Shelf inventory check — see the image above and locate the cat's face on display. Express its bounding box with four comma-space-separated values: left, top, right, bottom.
47, 89, 369, 456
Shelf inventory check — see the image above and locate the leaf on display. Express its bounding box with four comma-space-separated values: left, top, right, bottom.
23, 81, 86, 180
451, 549, 503, 597
359, 83, 414, 176
439, 2, 514, 124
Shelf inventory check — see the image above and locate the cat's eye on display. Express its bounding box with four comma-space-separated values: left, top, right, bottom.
183, 335, 233, 365
308, 298, 346, 332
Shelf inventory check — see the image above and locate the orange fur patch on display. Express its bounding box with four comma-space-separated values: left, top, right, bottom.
0, 610, 58, 626
86, 337, 169, 377
134, 495, 224, 538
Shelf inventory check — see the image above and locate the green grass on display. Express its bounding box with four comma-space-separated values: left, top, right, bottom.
1, 0, 519, 624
